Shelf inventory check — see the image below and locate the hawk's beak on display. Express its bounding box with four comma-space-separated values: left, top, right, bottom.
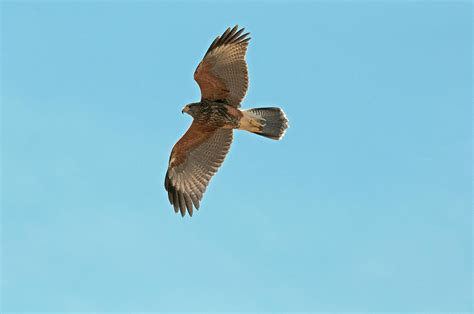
182, 105, 189, 114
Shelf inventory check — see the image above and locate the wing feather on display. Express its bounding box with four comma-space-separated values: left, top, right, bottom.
165, 122, 233, 216
194, 25, 250, 107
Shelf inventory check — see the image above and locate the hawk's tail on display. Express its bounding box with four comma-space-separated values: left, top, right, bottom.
240, 107, 289, 140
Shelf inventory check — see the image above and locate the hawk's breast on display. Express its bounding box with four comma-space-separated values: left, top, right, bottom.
195, 102, 242, 129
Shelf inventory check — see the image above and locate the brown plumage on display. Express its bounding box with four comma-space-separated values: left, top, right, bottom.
165, 26, 289, 217
194, 26, 250, 107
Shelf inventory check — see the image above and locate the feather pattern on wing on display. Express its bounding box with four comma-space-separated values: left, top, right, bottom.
165, 123, 233, 216
194, 25, 250, 108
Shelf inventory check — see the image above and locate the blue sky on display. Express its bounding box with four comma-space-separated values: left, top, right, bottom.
1, 1, 472, 312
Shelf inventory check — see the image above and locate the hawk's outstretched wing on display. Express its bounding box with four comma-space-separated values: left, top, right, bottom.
165, 123, 233, 216
194, 25, 250, 107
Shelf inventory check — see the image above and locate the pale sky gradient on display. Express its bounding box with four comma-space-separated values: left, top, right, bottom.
1, 1, 472, 312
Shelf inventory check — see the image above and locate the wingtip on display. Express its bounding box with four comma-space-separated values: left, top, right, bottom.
204, 25, 250, 57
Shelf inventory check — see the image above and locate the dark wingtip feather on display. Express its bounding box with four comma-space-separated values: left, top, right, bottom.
172, 191, 180, 213
165, 171, 199, 217
204, 25, 251, 57
178, 192, 186, 216
184, 194, 194, 216
165, 171, 188, 215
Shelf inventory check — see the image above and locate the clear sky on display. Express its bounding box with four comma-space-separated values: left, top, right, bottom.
1, 1, 472, 312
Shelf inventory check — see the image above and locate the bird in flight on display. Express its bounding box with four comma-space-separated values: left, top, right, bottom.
165, 25, 289, 217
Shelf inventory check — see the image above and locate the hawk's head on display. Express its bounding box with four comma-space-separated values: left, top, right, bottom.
182, 103, 200, 117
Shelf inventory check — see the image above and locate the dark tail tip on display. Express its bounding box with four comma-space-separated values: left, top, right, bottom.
248, 107, 289, 140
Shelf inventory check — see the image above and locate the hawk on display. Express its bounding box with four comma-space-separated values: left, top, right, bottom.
165, 25, 289, 216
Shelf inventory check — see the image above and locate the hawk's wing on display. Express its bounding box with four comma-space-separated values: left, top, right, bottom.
165, 122, 233, 216
194, 25, 250, 108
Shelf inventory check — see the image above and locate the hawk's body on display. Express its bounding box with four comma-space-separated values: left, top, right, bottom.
190, 100, 242, 129
165, 26, 289, 216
